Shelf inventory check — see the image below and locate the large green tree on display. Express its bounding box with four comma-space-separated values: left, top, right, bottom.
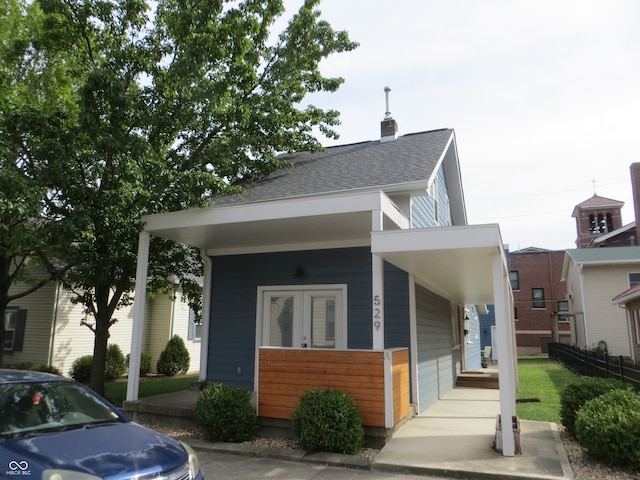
0, 0, 76, 367
4, 0, 357, 395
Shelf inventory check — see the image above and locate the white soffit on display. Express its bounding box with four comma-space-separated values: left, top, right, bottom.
371, 224, 505, 305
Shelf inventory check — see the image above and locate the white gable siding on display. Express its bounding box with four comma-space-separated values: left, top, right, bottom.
582, 265, 634, 356
51, 289, 135, 377
6, 265, 199, 377
565, 259, 587, 348
5, 269, 56, 367
143, 291, 200, 375
169, 295, 201, 375
144, 293, 173, 373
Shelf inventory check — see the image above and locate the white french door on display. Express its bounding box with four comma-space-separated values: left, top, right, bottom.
259, 286, 346, 349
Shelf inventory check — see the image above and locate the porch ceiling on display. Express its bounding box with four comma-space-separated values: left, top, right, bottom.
142, 191, 406, 255
371, 224, 507, 306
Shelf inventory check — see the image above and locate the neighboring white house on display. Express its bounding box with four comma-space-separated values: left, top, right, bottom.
561, 246, 640, 357
5, 268, 201, 377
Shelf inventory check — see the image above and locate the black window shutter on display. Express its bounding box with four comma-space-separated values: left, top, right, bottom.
13, 309, 27, 351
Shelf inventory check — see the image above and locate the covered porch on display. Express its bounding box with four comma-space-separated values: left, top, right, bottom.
126, 191, 518, 455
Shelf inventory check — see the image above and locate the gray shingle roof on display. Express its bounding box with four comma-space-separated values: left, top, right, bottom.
215, 128, 453, 206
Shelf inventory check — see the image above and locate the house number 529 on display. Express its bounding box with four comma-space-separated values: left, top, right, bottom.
373, 295, 382, 330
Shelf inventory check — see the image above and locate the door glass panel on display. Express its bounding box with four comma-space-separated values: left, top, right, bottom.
309, 295, 336, 348
269, 296, 294, 347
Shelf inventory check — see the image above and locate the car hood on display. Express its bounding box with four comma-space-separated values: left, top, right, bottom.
1, 422, 187, 479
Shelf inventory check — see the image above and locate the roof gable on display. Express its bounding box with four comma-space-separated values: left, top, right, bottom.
215, 128, 455, 206
593, 221, 636, 245
571, 194, 624, 217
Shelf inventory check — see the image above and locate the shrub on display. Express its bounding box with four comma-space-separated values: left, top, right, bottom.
291, 388, 364, 454
69, 355, 93, 383
559, 376, 632, 437
575, 389, 640, 469
105, 344, 127, 380
157, 335, 190, 376
195, 383, 257, 442
126, 352, 152, 376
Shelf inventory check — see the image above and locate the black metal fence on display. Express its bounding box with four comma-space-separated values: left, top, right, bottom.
548, 343, 640, 391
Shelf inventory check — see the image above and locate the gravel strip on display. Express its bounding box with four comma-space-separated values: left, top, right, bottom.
557, 425, 639, 480
145, 422, 639, 479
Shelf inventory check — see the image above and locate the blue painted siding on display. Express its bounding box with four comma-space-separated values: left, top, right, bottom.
415, 284, 455, 412
411, 196, 435, 229
465, 306, 482, 370
412, 165, 452, 229
208, 247, 374, 389
384, 263, 410, 349
480, 306, 496, 350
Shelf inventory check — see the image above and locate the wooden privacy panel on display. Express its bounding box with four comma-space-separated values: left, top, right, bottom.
258, 347, 409, 428
392, 348, 410, 425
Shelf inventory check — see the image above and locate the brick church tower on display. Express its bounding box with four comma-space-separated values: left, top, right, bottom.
572, 194, 624, 248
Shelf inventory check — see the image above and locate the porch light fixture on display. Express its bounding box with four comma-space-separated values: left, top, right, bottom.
294, 264, 304, 277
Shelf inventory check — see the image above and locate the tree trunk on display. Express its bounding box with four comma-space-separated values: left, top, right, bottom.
0, 256, 10, 368
89, 285, 112, 397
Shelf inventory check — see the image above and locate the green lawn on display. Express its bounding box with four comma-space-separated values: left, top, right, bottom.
104, 375, 199, 407
103, 359, 574, 423
516, 357, 575, 423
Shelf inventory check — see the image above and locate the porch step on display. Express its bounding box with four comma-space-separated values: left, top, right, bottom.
456, 371, 499, 389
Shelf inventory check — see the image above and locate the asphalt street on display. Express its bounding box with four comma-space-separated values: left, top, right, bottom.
197, 450, 444, 480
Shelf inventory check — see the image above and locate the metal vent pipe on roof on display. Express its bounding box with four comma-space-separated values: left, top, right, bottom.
381, 86, 398, 142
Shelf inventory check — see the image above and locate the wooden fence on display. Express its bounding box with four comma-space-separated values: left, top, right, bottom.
257, 347, 410, 428
548, 343, 640, 390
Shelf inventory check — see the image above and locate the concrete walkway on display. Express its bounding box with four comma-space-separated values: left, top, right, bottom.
125, 381, 575, 480
373, 387, 574, 479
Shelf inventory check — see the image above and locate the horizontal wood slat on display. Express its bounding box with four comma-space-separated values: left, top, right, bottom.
392, 349, 410, 424
258, 348, 409, 428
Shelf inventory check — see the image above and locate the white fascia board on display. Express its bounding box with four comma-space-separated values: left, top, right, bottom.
371, 223, 502, 253
380, 194, 411, 229
613, 290, 640, 305
580, 258, 640, 266
425, 132, 467, 226
560, 252, 575, 282
142, 191, 399, 233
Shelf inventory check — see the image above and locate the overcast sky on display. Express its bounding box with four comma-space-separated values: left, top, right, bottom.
283, 0, 640, 251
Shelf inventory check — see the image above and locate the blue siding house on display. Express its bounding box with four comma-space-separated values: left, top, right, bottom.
127, 110, 518, 455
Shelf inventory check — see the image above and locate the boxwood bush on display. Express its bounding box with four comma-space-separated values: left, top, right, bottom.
559, 376, 632, 437
157, 335, 190, 376
195, 383, 257, 442
126, 352, 152, 376
105, 344, 127, 380
291, 388, 364, 454
575, 389, 640, 469
69, 355, 93, 383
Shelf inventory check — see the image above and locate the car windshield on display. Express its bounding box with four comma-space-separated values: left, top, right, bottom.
0, 380, 123, 438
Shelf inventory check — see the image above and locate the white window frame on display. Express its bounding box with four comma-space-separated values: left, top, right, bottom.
255, 284, 348, 350
4, 308, 17, 351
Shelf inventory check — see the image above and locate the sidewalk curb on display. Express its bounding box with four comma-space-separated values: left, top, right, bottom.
185, 438, 372, 470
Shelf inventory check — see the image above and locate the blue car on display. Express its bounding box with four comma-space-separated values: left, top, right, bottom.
0, 369, 204, 479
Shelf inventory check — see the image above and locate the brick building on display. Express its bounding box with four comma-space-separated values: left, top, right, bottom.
510, 247, 571, 356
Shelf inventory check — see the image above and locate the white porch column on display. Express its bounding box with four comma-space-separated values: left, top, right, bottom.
493, 253, 517, 456
372, 209, 385, 350
198, 253, 212, 381
126, 231, 150, 402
